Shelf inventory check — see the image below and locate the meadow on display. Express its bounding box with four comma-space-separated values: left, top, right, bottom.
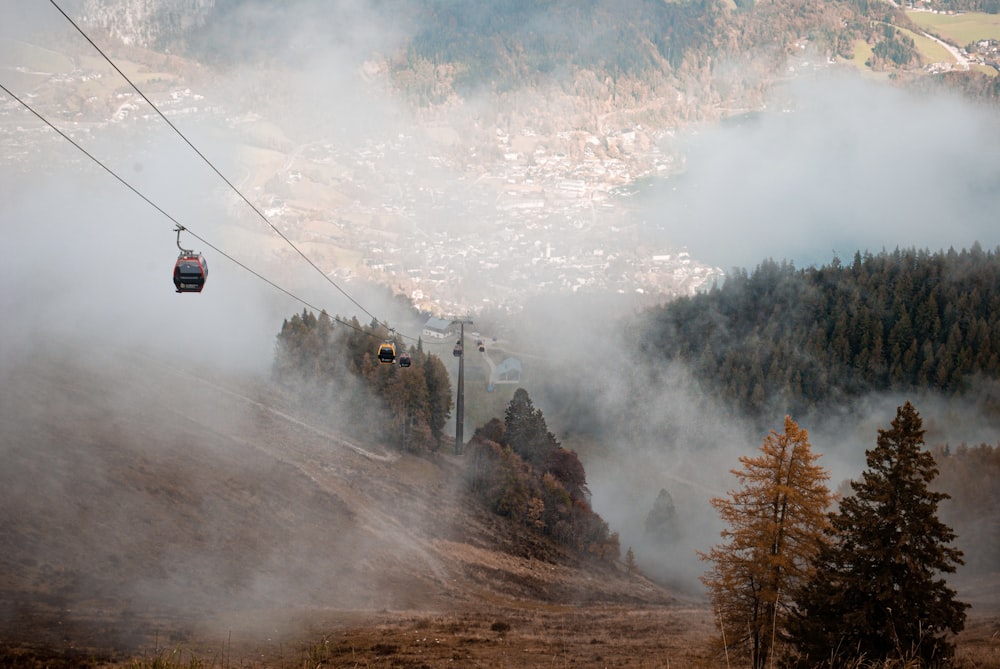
907, 10, 1000, 45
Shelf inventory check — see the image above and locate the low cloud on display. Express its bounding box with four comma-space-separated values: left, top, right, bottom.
645, 73, 1000, 271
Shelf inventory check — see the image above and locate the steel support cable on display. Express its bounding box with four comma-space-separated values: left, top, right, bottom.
0, 80, 381, 342
46, 0, 408, 339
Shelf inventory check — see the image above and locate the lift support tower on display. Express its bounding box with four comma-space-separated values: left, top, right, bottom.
452, 318, 473, 454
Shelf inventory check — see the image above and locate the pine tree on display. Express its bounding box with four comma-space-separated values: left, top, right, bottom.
700, 417, 833, 669
502, 388, 557, 470
625, 546, 637, 575
644, 488, 681, 546
789, 401, 969, 668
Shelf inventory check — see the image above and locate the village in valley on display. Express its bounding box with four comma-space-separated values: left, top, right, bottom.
239, 108, 725, 318
0, 46, 725, 322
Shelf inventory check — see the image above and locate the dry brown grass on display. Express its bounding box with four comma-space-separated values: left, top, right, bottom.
1, 351, 998, 669
80, 604, 996, 669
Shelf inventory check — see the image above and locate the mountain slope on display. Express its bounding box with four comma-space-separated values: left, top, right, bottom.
0, 343, 681, 664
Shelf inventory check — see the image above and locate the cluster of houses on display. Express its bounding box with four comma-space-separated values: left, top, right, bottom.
345, 124, 722, 316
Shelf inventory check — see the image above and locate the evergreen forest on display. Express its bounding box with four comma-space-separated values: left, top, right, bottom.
639, 245, 1000, 420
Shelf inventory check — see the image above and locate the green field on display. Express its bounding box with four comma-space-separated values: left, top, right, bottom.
852, 38, 875, 66
847, 38, 893, 79
900, 25, 958, 63
906, 10, 1000, 45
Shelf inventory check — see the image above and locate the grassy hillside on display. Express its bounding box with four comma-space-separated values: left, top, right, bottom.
0, 343, 683, 666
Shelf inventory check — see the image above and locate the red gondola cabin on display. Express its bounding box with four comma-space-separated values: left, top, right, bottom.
173, 253, 208, 293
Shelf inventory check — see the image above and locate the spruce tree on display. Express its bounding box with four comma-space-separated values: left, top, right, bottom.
502, 388, 557, 470
789, 401, 968, 667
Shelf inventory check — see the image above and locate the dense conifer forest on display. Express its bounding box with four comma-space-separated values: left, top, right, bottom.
639, 245, 1000, 419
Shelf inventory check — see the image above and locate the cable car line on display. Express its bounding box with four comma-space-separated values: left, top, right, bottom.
0, 79, 388, 343
47, 0, 405, 338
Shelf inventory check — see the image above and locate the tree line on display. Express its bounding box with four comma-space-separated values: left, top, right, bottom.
702, 403, 969, 668
399, 0, 720, 94
273, 310, 452, 452
921, 0, 1000, 14
388, 0, 865, 112
640, 245, 1000, 419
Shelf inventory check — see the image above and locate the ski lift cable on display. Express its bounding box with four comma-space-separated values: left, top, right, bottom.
0, 80, 385, 343
46, 0, 413, 341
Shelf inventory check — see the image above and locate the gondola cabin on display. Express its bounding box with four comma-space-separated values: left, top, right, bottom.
173, 253, 208, 293
377, 341, 396, 364
398, 353, 411, 368
453, 341, 463, 357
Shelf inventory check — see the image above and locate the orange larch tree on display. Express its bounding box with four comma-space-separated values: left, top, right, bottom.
699, 416, 833, 669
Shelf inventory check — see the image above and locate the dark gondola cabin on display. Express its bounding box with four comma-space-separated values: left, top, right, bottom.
453, 341, 463, 357
398, 353, 411, 368
173, 254, 208, 293
377, 341, 396, 364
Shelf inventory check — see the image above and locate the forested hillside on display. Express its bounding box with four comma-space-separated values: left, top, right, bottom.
273, 310, 453, 452
629, 246, 1000, 581
387, 0, 864, 118
273, 312, 620, 562
81, 0, 866, 123
639, 245, 1000, 419
79, 0, 1000, 125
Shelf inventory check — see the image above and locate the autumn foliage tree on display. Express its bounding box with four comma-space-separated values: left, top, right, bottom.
789, 402, 969, 668
700, 416, 833, 669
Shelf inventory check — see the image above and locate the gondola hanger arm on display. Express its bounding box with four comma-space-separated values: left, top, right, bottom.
175, 225, 194, 255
